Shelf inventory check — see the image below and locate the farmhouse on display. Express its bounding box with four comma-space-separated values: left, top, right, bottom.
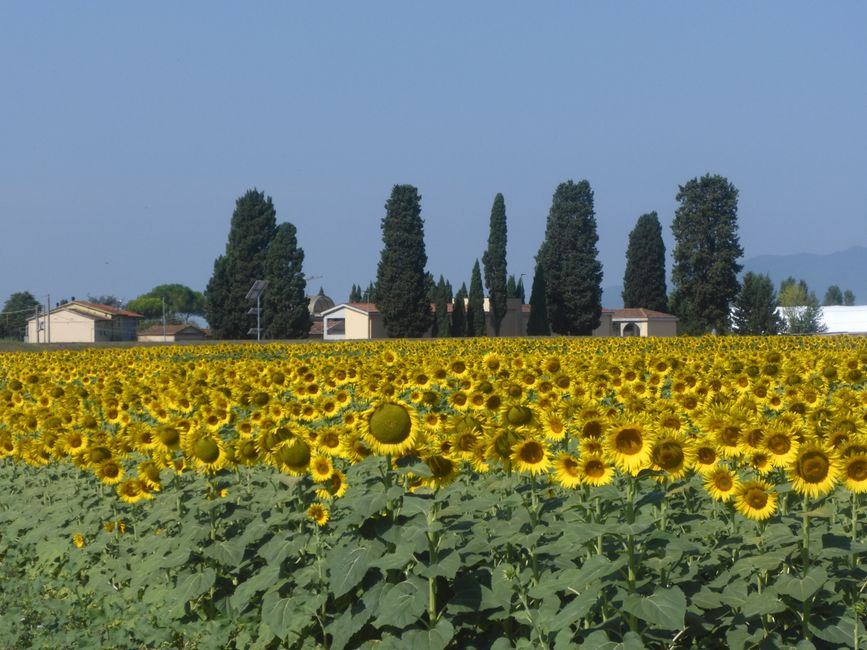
137, 323, 210, 343
25, 301, 144, 343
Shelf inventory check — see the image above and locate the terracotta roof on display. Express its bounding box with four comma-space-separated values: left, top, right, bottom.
70, 300, 144, 319
346, 302, 380, 313
610, 308, 677, 320
137, 323, 208, 337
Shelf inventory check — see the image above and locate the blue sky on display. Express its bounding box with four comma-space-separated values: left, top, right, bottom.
2, 2, 865, 312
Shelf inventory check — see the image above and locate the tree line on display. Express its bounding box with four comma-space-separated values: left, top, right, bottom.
1, 177, 858, 342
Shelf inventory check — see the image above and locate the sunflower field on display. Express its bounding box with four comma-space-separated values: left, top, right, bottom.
1, 336, 865, 649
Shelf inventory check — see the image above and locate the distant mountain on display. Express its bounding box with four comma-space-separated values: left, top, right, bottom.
742, 246, 867, 305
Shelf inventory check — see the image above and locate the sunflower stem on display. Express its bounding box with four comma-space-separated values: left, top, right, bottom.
625, 475, 638, 634
595, 496, 603, 556
426, 501, 440, 627
801, 492, 812, 641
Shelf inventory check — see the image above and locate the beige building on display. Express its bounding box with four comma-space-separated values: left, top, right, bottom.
26, 301, 143, 343
137, 323, 210, 343
607, 308, 678, 337
321, 303, 387, 340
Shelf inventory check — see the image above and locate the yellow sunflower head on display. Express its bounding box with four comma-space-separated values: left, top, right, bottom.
578, 453, 615, 487
553, 454, 582, 489
307, 503, 330, 527
788, 443, 841, 498
842, 453, 867, 493
703, 467, 740, 502
510, 438, 552, 476
734, 479, 778, 521
361, 400, 421, 456
606, 419, 655, 475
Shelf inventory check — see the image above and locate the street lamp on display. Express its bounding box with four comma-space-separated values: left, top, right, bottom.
246, 280, 268, 341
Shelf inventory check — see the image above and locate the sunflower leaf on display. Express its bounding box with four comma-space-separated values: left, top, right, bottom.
621, 585, 686, 630
371, 577, 428, 629
775, 566, 828, 602
327, 539, 386, 599
401, 618, 455, 650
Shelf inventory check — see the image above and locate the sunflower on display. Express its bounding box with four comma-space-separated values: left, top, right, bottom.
541, 410, 567, 441
420, 454, 460, 489
734, 479, 778, 521
842, 453, 867, 493
341, 430, 373, 463
72, 533, 86, 549
762, 420, 801, 468
316, 469, 349, 499
553, 454, 582, 489
273, 438, 312, 475
788, 443, 841, 498
95, 459, 125, 485
116, 478, 149, 504
360, 400, 421, 456
606, 419, 655, 475
307, 503, 330, 527
703, 467, 740, 502
650, 433, 694, 481
500, 402, 539, 430
183, 429, 230, 473
506, 437, 551, 476
63, 430, 89, 456
447, 414, 486, 458
309, 455, 334, 482
578, 454, 615, 487
137, 460, 163, 491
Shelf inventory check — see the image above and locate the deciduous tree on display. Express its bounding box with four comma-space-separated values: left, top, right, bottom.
0, 292, 40, 340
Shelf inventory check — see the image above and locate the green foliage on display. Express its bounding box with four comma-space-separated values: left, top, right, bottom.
451, 285, 467, 337
375, 185, 432, 338
87, 295, 123, 307
537, 180, 603, 335
205, 189, 277, 339
622, 212, 668, 313
824, 285, 844, 306
349, 285, 363, 303
779, 278, 827, 334
433, 276, 451, 338
0, 291, 40, 340
128, 284, 205, 325
263, 223, 310, 339
844, 289, 856, 306
526, 263, 549, 336
466, 260, 486, 337
732, 272, 782, 335
482, 193, 509, 336
2, 460, 863, 649
670, 174, 743, 335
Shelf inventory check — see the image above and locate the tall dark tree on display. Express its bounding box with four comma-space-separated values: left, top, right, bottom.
526, 262, 550, 336
0, 292, 41, 340
482, 193, 508, 335
670, 174, 743, 335
467, 260, 486, 337
205, 189, 277, 338
433, 276, 451, 337
451, 284, 467, 337
537, 180, 603, 335
731, 272, 782, 335
844, 289, 856, 306
362, 282, 378, 303
622, 212, 668, 312
375, 185, 432, 337
263, 222, 310, 339
349, 284, 363, 303
823, 285, 844, 306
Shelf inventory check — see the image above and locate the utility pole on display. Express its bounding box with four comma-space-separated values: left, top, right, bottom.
162, 297, 167, 342
46, 294, 50, 344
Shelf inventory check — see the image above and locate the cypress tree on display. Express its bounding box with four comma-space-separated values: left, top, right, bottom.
482, 193, 508, 335
467, 260, 486, 337
263, 222, 310, 339
349, 284, 362, 302
537, 180, 603, 335
670, 174, 743, 335
526, 262, 550, 335
433, 276, 451, 337
375, 185, 432, 337
506, 275, 517, 300
451, 284, 467, 337
205, 189, 277, 338
731, 272, 782, 335
516, 275, 526, 304
622, 212, 668, 312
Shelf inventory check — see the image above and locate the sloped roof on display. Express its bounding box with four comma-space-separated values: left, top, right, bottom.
137, 323, 208, 337
609, 308, 677, 320
26, 300, 144, 321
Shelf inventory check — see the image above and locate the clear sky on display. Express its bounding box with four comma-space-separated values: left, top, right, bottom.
2, 2, 866, 314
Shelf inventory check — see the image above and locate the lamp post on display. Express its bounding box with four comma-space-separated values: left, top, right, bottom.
246, 280, 268, 341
